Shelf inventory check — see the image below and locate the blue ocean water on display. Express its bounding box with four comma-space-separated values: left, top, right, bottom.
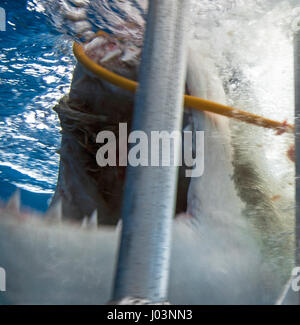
0, 0, 145, 213
0, 0, 75, 212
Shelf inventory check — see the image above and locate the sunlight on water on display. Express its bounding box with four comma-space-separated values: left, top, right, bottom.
0, 2, 75, 199
2, 0, 300, 203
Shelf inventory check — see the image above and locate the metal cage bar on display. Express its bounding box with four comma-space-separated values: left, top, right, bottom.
112, 0, 190, 303
294, 31, 300, 305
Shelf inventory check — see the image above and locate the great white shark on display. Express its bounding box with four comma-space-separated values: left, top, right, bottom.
0, 12, 297, 305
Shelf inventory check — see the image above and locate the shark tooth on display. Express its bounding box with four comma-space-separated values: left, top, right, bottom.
45, 199, 62, 223
121, 47, 140, 66
81, 216, 88, 228
89, 210, 98, 229
6, 190, 21, 215
116, 220, 122, 232
81, 211, 98, 230
100, 49, 122, 64
84, 36, 106, 52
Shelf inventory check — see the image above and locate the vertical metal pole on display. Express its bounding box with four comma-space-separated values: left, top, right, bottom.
112, 0, 189, 303
294, 31, 300, 305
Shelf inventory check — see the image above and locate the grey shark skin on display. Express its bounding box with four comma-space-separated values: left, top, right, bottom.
0, 34, 295, 304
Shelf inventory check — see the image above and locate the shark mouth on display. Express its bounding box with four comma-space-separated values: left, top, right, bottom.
0, 28, 296, 305
47, 31, 194, 226
84, 32, 142, 78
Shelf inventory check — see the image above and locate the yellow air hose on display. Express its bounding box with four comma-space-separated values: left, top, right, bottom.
73, 34, 294, 134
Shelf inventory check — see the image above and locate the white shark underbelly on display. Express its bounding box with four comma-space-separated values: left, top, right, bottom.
0, 214, 265, 305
